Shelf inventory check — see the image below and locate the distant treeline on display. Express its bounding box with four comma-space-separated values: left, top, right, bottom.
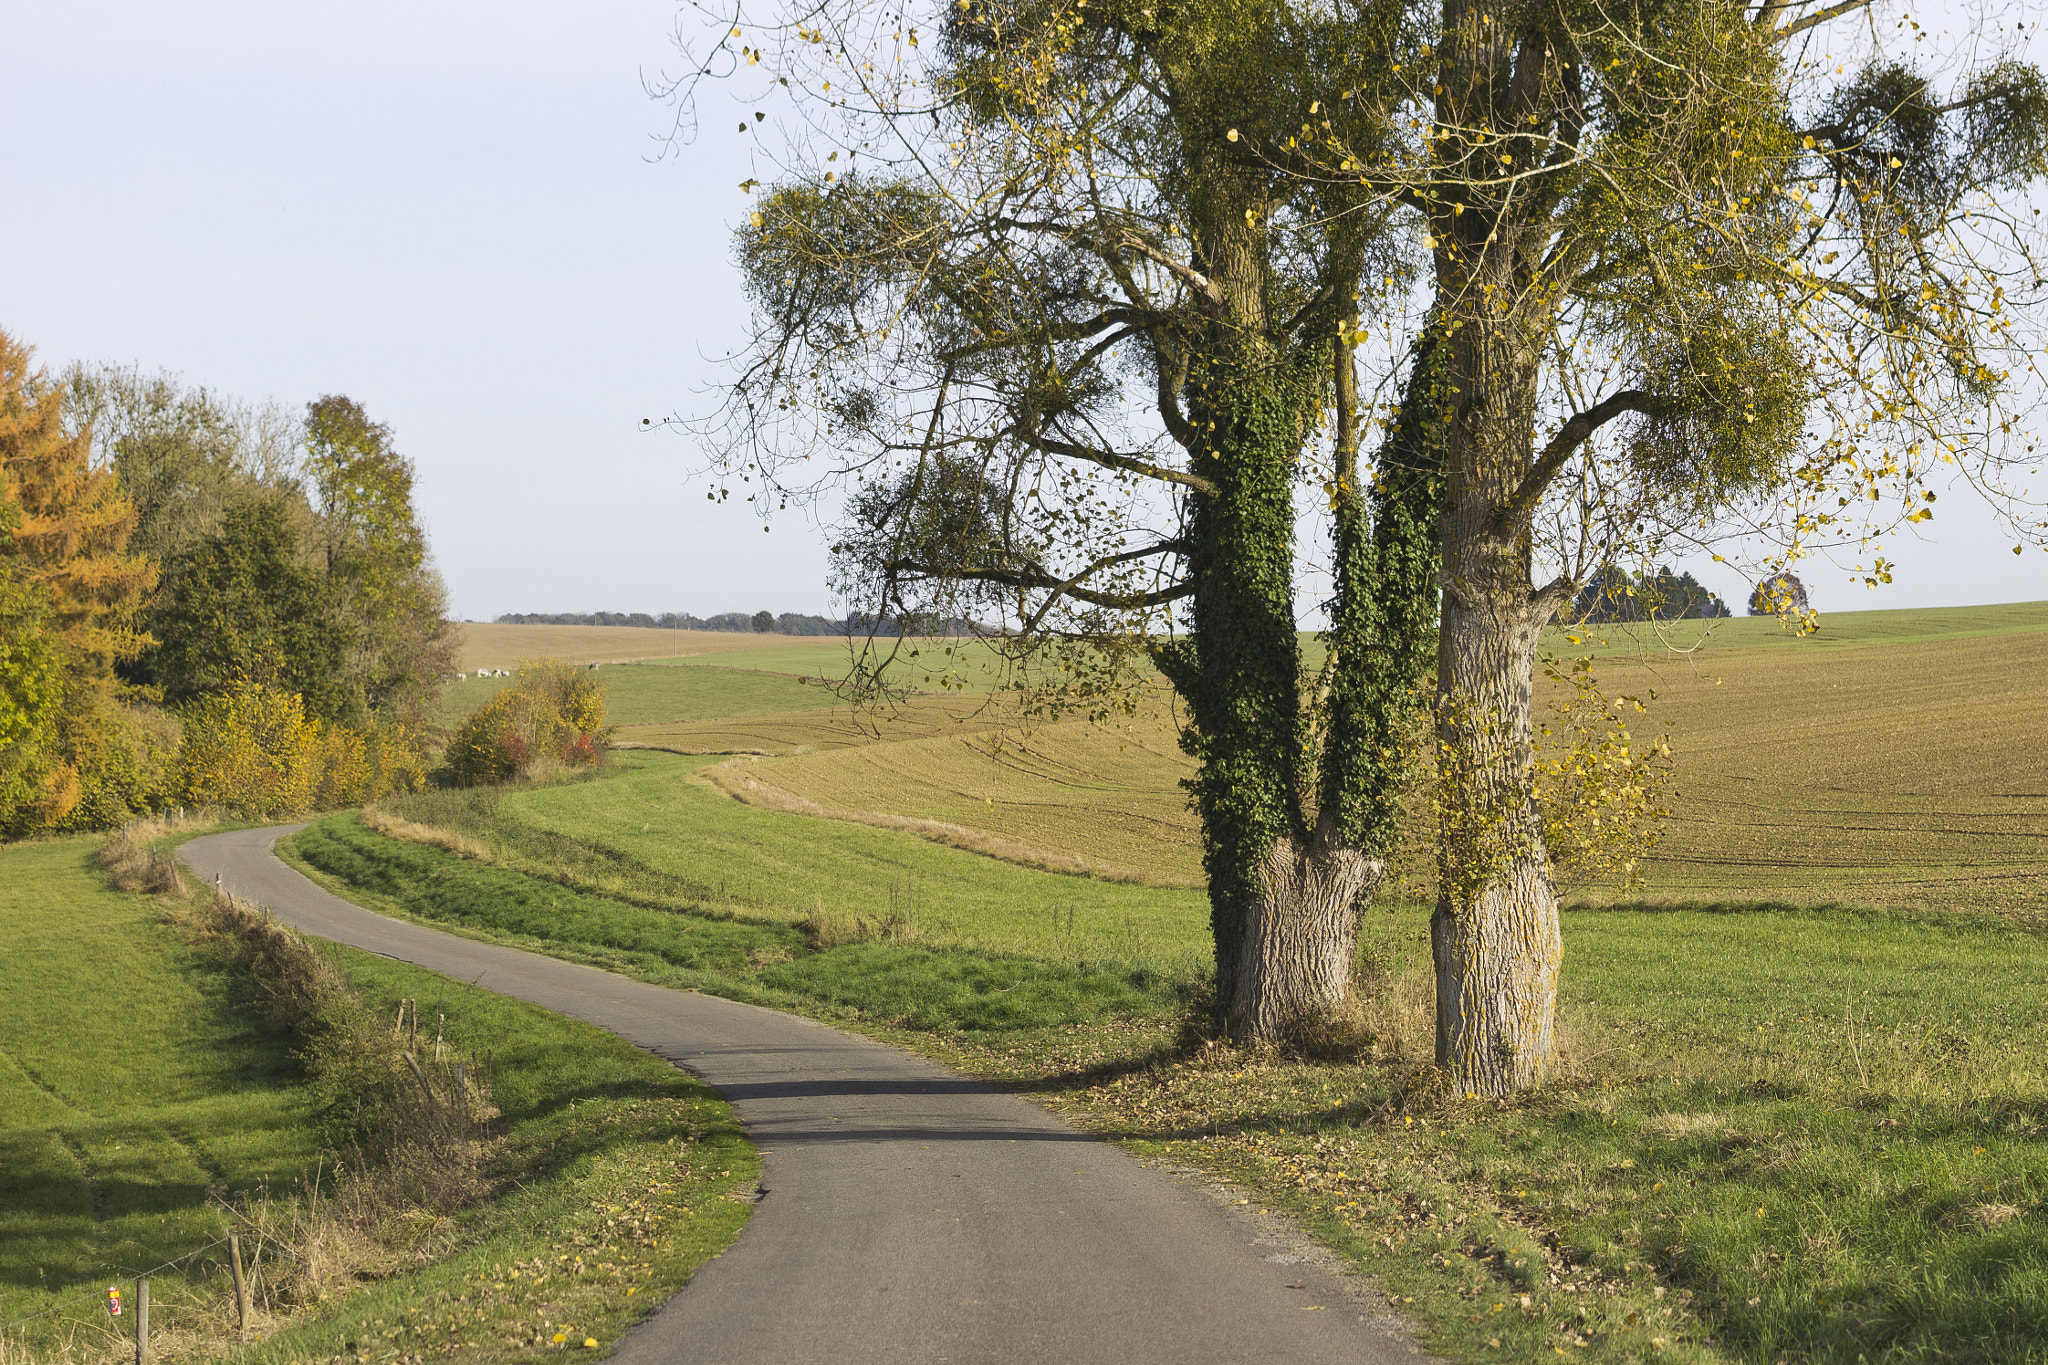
493, 610, 982, 637
494, 610, 849, 635
1572, 565, 1731, 624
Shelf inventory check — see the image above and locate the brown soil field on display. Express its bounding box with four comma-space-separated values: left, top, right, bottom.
1608, 624, 2048, 918
454, 623, 807, 672
605, 606, 2048, 917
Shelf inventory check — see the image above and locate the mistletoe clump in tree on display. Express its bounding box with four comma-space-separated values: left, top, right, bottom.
667, 0, 2047, 1091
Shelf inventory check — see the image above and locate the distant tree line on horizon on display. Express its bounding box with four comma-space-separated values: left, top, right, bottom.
492, 610, 980, 636
494, 609, 848, 635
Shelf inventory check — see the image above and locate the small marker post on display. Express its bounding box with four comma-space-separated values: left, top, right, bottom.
230, 1234, 250, 1338
135, 1276, 149, 1365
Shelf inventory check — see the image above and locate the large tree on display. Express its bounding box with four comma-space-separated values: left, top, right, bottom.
0, 328, 168, 832
151, 495, 352, 721
672, 0, 2046, 1089
303, 396, 456, 730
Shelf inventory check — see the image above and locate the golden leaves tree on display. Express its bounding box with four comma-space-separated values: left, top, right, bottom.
0, 328, 168, 832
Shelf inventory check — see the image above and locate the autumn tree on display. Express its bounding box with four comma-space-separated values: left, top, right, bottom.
669, 0, 2047, 1088
0, 331, 155, 679
0, 491, 65, 828
0, 328, 170, 831
303, 396, 456, 728
63, 361, 301, 567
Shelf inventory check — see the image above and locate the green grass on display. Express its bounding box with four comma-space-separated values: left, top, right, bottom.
284, 814, 1190, 1035
934, 899, 2048, 1363
243, 946, 757, 1365
293, 799, 2048, 1361
0, 836, 323, 1330
436, 662, 828, 732
0, 834, 757, 1365
381, 751, 1216, 969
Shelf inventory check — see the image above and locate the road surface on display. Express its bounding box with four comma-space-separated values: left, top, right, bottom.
180, 826, 1422, 1365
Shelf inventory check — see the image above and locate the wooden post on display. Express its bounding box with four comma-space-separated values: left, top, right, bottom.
230, 1235, 250, 1339
135, 1276, 149, 1365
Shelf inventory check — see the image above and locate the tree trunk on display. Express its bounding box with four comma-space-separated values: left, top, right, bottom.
1225, 819, 1384, 1043
1429, 265, 1563, 1095
1430, 594, 1560, 1093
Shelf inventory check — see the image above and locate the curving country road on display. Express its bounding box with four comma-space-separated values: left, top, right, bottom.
180, 827, 1422, 1365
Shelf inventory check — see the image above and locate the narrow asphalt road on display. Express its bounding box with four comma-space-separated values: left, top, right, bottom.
180, 827, 1423, 1365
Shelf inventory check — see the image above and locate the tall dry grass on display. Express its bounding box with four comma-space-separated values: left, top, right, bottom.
96, 810, 219, 895
708, 758, 1197, 889
359, 806, 489, 861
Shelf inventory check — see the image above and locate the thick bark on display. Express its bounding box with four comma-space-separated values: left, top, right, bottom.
1429, 233, 1564, 1093
1224, 818, 1384, 1042
1431, 591, 1560, 1094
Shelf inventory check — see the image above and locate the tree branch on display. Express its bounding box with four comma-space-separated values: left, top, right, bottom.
1492, 389, 1655, 534
1016, 426, 1219, 495
1776, 0, 1877, 40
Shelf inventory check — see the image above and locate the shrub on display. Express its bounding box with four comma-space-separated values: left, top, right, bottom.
177, 678, 322, 817
52, 696, 182, 831
174, 678, 428, 818
445, 658, 609, 786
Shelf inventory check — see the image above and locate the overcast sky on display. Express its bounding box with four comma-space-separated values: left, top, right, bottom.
3, 1, 2040, 621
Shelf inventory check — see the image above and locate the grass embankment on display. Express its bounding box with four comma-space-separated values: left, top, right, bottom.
299, 678, 2048, 1364
0, 832, 756, 1365
372, 751, 1214, 967
285, 810, 1191, 1035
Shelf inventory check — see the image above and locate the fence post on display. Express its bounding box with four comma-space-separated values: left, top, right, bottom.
230, 1234, 250, 1339
135, 1276, 149, 1365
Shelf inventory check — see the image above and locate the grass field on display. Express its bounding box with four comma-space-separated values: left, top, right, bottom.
434, 663, 828, 733
375, 750, 1214, 969
453, 624, 806, 673
0, 833, 757, 1364
280, 599, 2048, 1362
594, 604, 2048, 914
302, 788, 2048, 1362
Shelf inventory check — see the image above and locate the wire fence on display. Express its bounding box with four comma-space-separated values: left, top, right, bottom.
0, 1226, 279, 1341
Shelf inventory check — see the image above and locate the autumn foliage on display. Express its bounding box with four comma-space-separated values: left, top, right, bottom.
446, 660, 609, 787
0, 324, 450, 834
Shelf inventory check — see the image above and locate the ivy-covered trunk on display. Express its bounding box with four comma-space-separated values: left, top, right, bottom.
1165, 294, 1444, 1044
1174, 351, 1319, 1038
1429, 296, 1563, 1096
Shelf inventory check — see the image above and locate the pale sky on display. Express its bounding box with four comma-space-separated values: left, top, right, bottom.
3, 1, 2041, 622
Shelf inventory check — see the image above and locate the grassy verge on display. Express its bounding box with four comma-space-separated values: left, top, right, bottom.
288, 810, 2048, 1364
0, 831, 757, 1365
0, 834, 325, 1350
373, 750, 1215, 971
283, 813, 1193, 1034
240, 945, 757, 1365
